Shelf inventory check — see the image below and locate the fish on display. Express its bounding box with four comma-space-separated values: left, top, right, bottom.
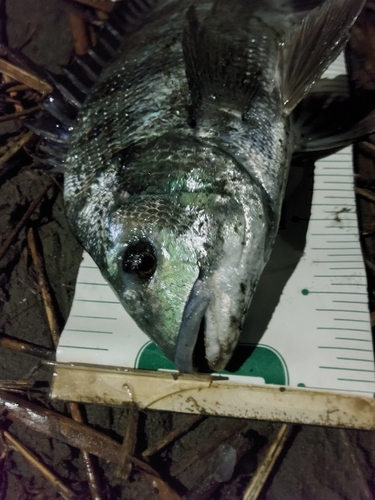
31, 0, 375, 373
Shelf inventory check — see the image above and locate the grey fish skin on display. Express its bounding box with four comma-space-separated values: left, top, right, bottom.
63, 0, 366, 373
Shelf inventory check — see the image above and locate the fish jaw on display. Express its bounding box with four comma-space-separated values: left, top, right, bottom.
174, 181, 271, 373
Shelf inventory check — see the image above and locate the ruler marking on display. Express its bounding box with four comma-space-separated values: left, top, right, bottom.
335, 338, 371, 342
71, 315, 118, 320
64, 329, 113, 334
77, 282, 108, 286
75, 299, 120, 304
319, 366, 375, 373
338, 378, 375, 383
337, 357, 374, 363
318, 347, 372, 352
316, 309, 368, 314
59, 345, 109, 351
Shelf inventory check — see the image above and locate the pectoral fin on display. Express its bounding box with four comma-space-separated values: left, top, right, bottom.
280, 0, 365, 112
292, 76, 375, 157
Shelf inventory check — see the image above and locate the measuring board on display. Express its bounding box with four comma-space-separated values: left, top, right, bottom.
54, 54, 375, 410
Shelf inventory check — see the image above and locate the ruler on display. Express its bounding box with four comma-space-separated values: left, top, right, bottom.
56, 54, 375, 397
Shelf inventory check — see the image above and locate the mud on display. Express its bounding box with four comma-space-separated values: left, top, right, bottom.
0, 1, 375, 499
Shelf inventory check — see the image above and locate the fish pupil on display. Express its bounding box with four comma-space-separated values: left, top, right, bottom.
122, 242, 157, 280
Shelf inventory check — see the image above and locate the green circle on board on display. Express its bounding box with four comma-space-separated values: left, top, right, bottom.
135, 342, 288, 385
297, 383, 306, 387
301, 289, 309, 295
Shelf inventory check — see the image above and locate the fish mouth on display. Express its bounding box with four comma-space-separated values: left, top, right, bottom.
174, 280, 212, 373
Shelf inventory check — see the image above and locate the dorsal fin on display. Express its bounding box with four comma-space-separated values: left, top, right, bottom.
280, 0, 366, 113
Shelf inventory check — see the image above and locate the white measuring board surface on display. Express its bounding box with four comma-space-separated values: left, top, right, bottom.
56, 54, 375, 397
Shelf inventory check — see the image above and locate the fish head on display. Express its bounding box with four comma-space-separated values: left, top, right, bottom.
76, 138, 271, 373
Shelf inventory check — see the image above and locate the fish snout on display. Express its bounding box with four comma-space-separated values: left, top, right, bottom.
174, 280, 213, 373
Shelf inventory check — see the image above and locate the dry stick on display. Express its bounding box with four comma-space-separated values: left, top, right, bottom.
27, 227, 61, 347
355, 187, 375, 203
69, 11, 91, 55
70, 402, 103, 500
28, 227, 104, 499
115, 401, 139, 480
0, 389, 157, 475
0, 129, 34, 169
142, 415, 204, 458
3, 429, 76, 500
359, 140, 375, 154
0, 57, 52, 93
0, 335, 54, 360
0, 105, 41, 123
4, 83, 29, 93
0, 380, 35, 392
0, 181, 51, 262
242, 424, 292, 500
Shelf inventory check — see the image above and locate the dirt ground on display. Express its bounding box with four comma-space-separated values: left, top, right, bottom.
1, 1, 375, 499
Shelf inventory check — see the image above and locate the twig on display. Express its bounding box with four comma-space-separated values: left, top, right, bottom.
116, 401, 139, 480
142, 415, 204, 458
358, 140, 375, 154
28, 228, 105, 498
0, 389, 157, 475
3, 430, 76, 500
0, 130, 34, 170
0, 335, 54, 360
0, 380, 35, 392
70, 0, 114, 13
27, 226, 61, 346
0, 104, 41, 123
0, 57, 52, 93
4, 83, 29, 93
356, 187, 375, 203
69, 402, 104, 500
0, 182, 51, 262
69, 11, 91, 55
242, 424, 292, 500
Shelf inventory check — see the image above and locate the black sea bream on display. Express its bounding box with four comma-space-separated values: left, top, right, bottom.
33, 0, 374, 372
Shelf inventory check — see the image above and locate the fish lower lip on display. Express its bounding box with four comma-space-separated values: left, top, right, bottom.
174, 280, 211, 373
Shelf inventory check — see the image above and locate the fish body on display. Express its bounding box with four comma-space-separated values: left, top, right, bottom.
59, 0, 368, 372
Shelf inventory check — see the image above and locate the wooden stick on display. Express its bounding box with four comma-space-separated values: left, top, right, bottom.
28, 228, 105, 498
242, 424, 292, 500
4, 83, 29, 93
0, 390, 157, 475
69, 402, 104, 500
0, 182, 51, 262
27, 227, 61, 347
142, 415, 204, 458
0, 130, 34, 170
116, 401, 139, 480
69, 11, 91, 55
0, 57, 52, 93
0, 104, 41, 123
355, 187, 375, 203
358, 140, 375, 154
0, 335, 54, 360
3, 430, 76, 500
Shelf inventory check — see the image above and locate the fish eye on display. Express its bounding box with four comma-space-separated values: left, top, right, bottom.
122, 241, 157, 280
